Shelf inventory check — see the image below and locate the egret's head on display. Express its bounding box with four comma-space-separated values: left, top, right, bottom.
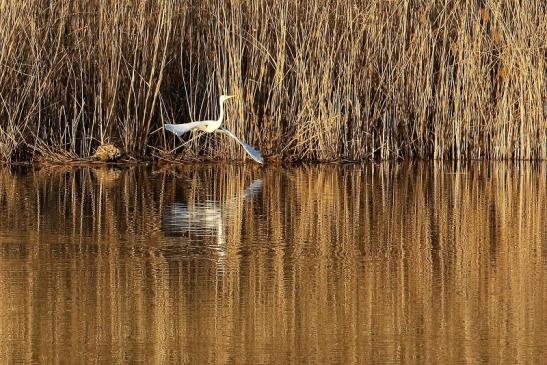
220, 95, 236, 102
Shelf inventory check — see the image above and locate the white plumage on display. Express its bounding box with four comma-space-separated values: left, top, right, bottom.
164, 95, 264, 164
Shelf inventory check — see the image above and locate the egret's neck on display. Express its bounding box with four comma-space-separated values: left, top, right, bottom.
217, 98, 226, 123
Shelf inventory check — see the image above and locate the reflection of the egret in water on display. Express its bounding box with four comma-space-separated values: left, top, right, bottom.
161, 179, 263, 261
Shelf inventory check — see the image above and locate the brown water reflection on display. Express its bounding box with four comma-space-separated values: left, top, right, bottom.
0, 163, 545, 364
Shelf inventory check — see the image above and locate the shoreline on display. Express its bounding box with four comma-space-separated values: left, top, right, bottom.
1, 157, 545, 169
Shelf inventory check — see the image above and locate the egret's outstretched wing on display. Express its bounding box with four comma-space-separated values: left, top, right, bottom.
218, 127, 264, 164
164, 122, 207, 136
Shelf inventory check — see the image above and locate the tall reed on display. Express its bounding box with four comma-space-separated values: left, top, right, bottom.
0, 0, 545, 162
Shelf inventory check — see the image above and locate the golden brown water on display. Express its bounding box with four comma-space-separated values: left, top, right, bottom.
0, 163, 545, 364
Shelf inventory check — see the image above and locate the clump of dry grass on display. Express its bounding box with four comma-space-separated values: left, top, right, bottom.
0, 0, 545, 162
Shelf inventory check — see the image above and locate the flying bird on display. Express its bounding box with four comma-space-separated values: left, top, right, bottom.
164, 95, 264, 164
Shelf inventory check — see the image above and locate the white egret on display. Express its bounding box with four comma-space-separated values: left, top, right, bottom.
164, 95, 264, 164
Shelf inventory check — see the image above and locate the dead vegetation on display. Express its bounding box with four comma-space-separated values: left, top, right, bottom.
0, 0, 545, 163
93, 144, 122, 162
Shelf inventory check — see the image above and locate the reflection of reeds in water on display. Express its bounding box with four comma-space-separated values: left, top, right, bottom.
0, 164, 545, 363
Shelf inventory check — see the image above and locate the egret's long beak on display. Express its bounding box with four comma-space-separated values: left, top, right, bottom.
226, 95, 236, 100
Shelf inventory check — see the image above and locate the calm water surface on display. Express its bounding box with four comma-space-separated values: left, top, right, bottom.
0, 163, 545, 364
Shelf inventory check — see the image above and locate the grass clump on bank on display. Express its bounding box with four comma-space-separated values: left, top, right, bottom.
0, 0, 545, 163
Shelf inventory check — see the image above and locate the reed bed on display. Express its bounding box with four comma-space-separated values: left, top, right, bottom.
0, 0, 545, 162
